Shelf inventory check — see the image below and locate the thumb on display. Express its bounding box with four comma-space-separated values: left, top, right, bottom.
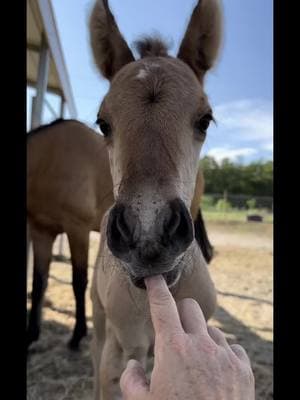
120, 359, 150, 399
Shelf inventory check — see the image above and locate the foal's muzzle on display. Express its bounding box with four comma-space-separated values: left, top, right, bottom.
107, 198, 194, 285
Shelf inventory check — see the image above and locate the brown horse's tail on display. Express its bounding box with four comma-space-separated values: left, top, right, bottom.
194, 208, 214, 264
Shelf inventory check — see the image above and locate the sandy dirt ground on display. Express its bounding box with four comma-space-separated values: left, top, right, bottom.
27, 220, 273, 400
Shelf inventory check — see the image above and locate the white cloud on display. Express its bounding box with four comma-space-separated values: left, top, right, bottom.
262, 141, 273, 152
212, 99, 273, 151
206, 147, 257, 163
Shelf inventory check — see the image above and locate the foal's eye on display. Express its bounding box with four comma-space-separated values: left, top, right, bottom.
194, 114, 213, 136
96, 118, 112, 137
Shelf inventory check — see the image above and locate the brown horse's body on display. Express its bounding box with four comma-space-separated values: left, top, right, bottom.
88, 0, 222, 398
27, 119, 114, 233
27, 118, 212, 349
27, 119, 114, 349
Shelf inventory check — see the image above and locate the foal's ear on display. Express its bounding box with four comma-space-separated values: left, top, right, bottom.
177, 0, 223, 82
89, 0, 135, 81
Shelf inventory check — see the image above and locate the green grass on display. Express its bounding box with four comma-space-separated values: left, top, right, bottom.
202, 209, 273, 223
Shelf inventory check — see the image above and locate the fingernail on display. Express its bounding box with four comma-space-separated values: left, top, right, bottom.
127, 359, 138, 368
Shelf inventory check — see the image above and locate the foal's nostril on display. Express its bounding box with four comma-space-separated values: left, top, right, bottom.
107, 204, 135, 259
162, 199, 194, 252
164, 209, 181, 238
116, 208, 131, 243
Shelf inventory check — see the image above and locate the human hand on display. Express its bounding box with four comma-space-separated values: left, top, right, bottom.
120, 275, 255, 400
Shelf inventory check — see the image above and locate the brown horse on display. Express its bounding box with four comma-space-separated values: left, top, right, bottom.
88, 0, 222, 398
27, 118, 212, 350
27, 119, 114, 349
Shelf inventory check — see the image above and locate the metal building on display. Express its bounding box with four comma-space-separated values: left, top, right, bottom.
27, 0, 77, 128
27, 0, 77, 258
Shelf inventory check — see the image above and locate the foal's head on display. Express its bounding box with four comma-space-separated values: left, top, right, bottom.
90, 0, 222, 288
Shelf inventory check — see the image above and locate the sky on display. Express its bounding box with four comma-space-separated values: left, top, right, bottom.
27, 0, 273, 164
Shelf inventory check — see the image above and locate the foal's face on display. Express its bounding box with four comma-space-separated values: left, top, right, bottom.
90, 0, 222, 288
97, 57, 213, 287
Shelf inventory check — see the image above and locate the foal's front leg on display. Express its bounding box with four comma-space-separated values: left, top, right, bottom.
99, 321, 150, 400
91, 277, 106, 400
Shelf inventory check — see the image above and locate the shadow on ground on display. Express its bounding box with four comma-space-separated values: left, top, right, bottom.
27, 304, 272, 400
214, 306, 273, 400
27, 320, 93, 400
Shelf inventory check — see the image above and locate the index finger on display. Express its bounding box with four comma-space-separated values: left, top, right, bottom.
145, 275, 183, 335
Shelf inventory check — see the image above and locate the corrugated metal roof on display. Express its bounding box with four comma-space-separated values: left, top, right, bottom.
27, 0, 77, 117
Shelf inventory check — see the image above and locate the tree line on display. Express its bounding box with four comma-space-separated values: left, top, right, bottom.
200, 156, 273, 197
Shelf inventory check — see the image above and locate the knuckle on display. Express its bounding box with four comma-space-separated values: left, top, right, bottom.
243, 365, 255, 385
230, 353, 254, 383
180, 297, 199, 308
168, 333, 188, 353
213, 326, 226, 337
232, 343, 244, 353
197, 334, 218, 355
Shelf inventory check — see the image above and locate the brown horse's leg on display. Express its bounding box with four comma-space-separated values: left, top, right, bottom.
27, 228, 55, 348
67, 227, 89, 350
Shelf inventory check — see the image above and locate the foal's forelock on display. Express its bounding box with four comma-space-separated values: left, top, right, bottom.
134, 36, 170, 58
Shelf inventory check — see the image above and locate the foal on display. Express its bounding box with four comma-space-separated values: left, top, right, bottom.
89, 0, 222, 398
